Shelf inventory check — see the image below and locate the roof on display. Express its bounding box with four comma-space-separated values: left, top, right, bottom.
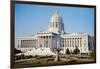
61, 33, 88, 37
37, 29, 54, 34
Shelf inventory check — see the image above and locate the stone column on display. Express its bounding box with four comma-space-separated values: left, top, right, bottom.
44, 36, 45, 48
74, 38, 75, 47
39, 36, 41, 47
64, 39, 65, 47
37, 36, 39, 47
68, 38, 69, 47
46, 36, 48, 48
75, 38, 76, 47
50, 36, 52, 48
78, 38, 79, 47
43, 36, 44, 48
41, 36, 42, 48
45, 36, 47, 48
36, 39, 37, 48
52, 36, 54, 48
44, 36, 46, 48
49, 36, 52, 48
66, 38, 67, 47
18, 40, 20, 48
43, 36, 45, 48
69, 38, 71, 47
77, 38, 78, 47
48, 36, 49, 48
76, 38, 78, 47
71, 38, 72, 47
80, 38, 81, 47
80, 38, 82, 49
72, 38, 74, 47
47, 36, 48, 48
79, 38, 80, 47
65, 39, 66, 47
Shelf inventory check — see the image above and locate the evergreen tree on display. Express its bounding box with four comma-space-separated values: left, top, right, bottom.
73, 46, 80, 54
66, 48, 70, 55
14, 48, 21, 54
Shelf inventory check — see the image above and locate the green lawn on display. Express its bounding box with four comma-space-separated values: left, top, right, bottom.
14, 55, 95, 68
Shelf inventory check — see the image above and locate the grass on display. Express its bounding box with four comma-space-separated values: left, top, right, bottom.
14, 55, 95, 68
15, 59, 40, 65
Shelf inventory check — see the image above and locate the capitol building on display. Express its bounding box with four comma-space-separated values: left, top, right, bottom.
15, 11, 93, 54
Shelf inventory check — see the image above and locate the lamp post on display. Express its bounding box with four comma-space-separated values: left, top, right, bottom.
55, 40, 61, 61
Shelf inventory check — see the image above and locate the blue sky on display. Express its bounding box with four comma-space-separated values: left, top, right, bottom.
15, 4, 94, 36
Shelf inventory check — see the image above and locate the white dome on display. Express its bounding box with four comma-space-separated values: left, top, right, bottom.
49, 11, 65, 34
50, 11, 63, 23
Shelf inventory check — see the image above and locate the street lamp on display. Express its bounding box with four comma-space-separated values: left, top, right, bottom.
55, 40, 62, 61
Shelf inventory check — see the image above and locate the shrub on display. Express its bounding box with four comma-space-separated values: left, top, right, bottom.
73, 46, 80, 54
66, 48, 70, 55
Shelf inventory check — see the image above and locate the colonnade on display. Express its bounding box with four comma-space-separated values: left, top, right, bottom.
37, 35, 54, 48
63, 38, 82, 47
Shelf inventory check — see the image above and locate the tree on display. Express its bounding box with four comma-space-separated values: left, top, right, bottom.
14, 48, 22, 54
73, 46, 80, 54
66, 48, 70, 55
90, 48, 96, 58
